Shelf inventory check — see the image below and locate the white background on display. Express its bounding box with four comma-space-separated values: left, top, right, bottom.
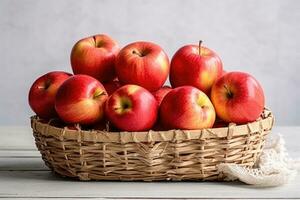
0, 0, 299, 125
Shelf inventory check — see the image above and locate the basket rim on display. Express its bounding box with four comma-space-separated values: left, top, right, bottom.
31, 108, 274, 144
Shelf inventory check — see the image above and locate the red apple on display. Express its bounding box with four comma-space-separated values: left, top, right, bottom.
105, 85, 158, 131
115, 41, 170, 91
160, 86, 216, 130
28, 71, 72, 119
55, 75, 108, 124
70, 34, 119, 82
211, 71, 265, 124
103, 79, 122, 96
170, 41, 223, 95
152, 86, 172, 106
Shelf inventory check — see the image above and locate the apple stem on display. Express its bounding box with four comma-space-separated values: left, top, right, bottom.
132, 50, 143, 57
93, 36, 97, 46
224, 85, 234, 99
93, 89, 106, 99
38, 79, 51, 90
198, 40, 203, 56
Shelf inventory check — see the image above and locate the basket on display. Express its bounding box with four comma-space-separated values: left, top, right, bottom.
31, 108, 274, 181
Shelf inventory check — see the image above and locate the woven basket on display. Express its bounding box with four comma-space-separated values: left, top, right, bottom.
31, 108, 274, 181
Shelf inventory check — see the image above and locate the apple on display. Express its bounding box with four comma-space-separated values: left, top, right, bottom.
70, 34, 119, 82
170, 41, 223, 95
55, 74, 108, 124
103, 79, 122, 96
28, 71, 72, 119
105, 84, 158, 131
160, 86, 216, 130
115, 41, 170, 91
151, 86, 172, 106
211, 71, 265, 124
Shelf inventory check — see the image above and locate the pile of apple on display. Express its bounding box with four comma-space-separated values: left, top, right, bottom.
28, 34, 265, 131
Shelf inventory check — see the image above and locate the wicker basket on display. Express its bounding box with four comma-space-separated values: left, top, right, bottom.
31, 108, 274, 181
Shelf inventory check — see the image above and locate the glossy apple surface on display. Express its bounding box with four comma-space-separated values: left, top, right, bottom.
211, 71, 265, 124
170, 41, 223, 94
105, 84, 158, 131
151, 86, 172, 106
71, 34, 119, 82
115, 41, 169, 91
55, 75, 108, 124
160, 86, 216, 130
28, 71, 72, 119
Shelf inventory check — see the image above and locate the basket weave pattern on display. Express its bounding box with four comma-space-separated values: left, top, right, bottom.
31, 109, 274, 181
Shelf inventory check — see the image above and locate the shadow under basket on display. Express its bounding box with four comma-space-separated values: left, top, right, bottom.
31, 109, 274, 181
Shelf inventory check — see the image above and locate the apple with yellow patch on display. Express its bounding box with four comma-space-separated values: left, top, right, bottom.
70, 34, 119, 82
211, 71, 265, 124
160, 86, 216, 130
55, 75, 108, 124
170, 41, 223, 94
115, 41, 170, 91
105, 84, 158, 131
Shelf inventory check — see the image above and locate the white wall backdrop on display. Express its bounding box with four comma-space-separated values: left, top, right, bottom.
0, 0, 299, 125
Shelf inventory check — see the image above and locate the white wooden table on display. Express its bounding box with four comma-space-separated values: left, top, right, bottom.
0, 126, 299, 199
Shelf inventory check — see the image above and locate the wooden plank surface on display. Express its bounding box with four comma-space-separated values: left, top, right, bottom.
0, 170, 299, 199
0, 126, 299, 199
